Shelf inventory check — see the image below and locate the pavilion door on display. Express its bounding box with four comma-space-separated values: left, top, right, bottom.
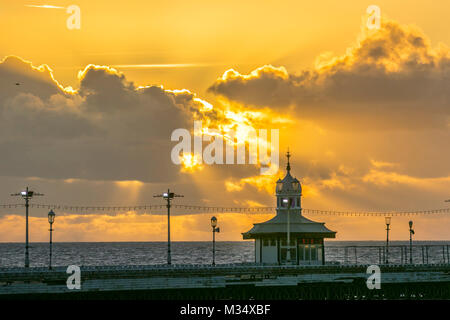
280, 237, 297, 264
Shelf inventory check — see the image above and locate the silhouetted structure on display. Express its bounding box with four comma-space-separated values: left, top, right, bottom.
243, 152, 336, 265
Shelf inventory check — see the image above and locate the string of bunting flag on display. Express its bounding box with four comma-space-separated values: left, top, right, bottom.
0, 203, 448, 217
0, 204, 23, 209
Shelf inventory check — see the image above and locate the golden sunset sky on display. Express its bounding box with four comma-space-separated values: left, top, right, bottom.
0, 0, 449, 242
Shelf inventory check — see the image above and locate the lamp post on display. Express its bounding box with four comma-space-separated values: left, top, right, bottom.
48, 210, 56, 270
409, 221, 415, 264
283, 198, 291, 263
385, 216, 391, 264
154, 189, 183, 265
211, 216, 220, 266
11, 187, 44, 268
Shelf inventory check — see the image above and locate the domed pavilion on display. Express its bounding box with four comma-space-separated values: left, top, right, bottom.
242, 151, 336, 265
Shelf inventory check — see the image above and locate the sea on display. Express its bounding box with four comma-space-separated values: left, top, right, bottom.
0, 241, 449, 268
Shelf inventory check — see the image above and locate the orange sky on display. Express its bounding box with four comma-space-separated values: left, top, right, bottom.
0, 1, 449, 242
3, 1, 450, 94
1, 212, 450, 242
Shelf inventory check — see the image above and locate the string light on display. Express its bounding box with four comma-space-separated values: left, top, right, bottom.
0, 203, 448, 217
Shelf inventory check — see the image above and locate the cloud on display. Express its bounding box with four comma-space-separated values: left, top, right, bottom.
226, 173, 286, 195
209, 18, 450, 130
0, 56, 72, 100
370, 159, 398, 169
362, 169, 450, 190
0, 56, 212, 183
0, 212, 274, 242
111, 64, 204, 69
0, 56, 288, 185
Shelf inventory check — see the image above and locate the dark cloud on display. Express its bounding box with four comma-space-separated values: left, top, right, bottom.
208, 20, 450, 130
0, 57, 210, 183
0, 56, 62, 101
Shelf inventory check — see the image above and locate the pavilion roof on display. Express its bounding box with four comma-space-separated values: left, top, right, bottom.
242, 213, 336, 239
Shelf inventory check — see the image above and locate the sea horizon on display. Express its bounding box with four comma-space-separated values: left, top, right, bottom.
1, 240, 449, 268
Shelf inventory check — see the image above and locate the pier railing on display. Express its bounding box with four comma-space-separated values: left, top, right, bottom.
1, 244, 449, 269
325, 244, 450, 266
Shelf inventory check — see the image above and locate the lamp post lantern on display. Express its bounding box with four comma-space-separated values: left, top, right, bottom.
48, 210, 56, 270
11, 187, 44, 268
211, 216, 220, 266
385, 216, 391, 264
409, 220, 415, 264
154, 189, 183, 265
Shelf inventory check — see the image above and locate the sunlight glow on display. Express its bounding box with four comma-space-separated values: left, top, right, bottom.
25, 4, 65, 9
180, 153, 204, 172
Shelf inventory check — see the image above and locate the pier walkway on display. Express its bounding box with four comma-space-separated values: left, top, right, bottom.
1, 263, 450, 299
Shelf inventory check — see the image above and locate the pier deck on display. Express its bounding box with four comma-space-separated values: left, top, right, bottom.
1, 263, 450, 299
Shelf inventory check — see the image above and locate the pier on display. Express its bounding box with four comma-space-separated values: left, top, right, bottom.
1, 260, 450, 299
1, 158, 449, 300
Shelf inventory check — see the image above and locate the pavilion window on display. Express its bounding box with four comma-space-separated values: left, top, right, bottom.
311, 245, 317, 260
276, 181, 283, 193
305, 245, 311, 261
280, 249, 286, 261
263, 239, 269, 247
298, 245, 305, 261
288, 248, 297, 261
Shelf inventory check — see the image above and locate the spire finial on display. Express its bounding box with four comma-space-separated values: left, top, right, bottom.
286, 148, 291, 172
